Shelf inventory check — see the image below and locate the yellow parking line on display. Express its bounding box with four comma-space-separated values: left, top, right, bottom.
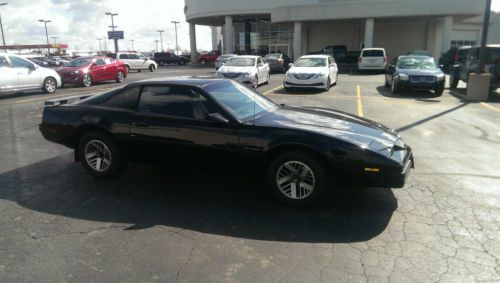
264, 85, 284, 95
480, 102, 500, 113
356, 85, 364, 117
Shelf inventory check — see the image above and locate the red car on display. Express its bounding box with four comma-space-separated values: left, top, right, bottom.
198, 50, 221, 64
57, 56, 127, 87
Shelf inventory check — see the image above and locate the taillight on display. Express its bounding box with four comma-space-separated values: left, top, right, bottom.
278, 59, 283, 63
384, 56, 388, 64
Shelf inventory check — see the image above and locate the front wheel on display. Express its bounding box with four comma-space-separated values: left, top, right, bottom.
116, 71, 125, 83
42, 77, 57, 93
149, 64, 155, 72
391, 79, 400, 94
253, 76, 259, 88
78, 132, 126, 178
82, 74, 92, 87
266, 151, 329, 206
434, 87, 444, 97
323, 78, 331, 92
264, 72, 270, 85
449, 72, 459, 89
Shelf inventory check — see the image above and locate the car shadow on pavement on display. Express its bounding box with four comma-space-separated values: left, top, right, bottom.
274, 88, 326, 95
376, 86, 442, 100
0, 153, 397, 244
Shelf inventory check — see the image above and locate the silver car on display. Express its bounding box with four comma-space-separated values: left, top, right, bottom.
215, 54, 237, 70
114, 52, 157, 72
0, 53, 62, 95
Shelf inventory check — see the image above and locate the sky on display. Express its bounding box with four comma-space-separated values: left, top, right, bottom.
1, 0, 500, 53
0, 0, 212, 52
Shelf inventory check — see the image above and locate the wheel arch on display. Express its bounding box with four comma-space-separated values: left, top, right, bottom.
265, 143, 331, 168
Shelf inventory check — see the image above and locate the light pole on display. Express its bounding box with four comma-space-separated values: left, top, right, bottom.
0, 3, 8, 52
171, 21, 180, 55
157, 30, 164, 51
154, 40, 159, 52
105, 12, 119, 52
103, 36, 108, 52
97, 38, 102, 53
51, 36, 59, 55
38, 19, 51, 56
130, 39, 135, 51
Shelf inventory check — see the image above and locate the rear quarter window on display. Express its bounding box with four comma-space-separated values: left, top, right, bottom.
362, 50, 385, 57
81, 86, 140, 110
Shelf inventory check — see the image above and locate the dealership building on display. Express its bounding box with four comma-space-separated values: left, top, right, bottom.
184, 0, 497, 61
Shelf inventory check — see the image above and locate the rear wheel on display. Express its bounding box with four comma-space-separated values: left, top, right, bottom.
42, 77, 57, 93
434, 87, 444, 97
149, 64, 155, 72
116, 71, 125, 83
266, 151, 328, 206
78, 132, 126, 178
82, 74, 92, 87
324, 78, 331, 92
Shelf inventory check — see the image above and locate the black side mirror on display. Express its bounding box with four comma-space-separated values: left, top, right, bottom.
208, 113, 229, 123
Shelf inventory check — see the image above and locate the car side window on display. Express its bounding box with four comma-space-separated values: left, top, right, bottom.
95, 59, 106, 66
83, 86, 140, 110
104, 58, 112, 65
118, 54, 129, 60
0, 56, 9, 67
128, 54, 139, 60
138, 85, 211, 120
10, 57, 34, 68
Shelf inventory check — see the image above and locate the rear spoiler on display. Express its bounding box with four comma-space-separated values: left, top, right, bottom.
44, 94, 92, 106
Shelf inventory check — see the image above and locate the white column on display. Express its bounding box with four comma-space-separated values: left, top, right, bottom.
293, 22, 302, 60
189, 22, 198, 63
211, 26, 221, 51
441, 16, 453, 54
364, 18, 374, 48
224, 16, 233, 54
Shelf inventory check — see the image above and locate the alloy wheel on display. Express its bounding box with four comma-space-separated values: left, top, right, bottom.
45, 78, 56, 93
276, 161, 316, 200
82, 74, 92, 87
117, 71, 125, 82
84, 140, 112, 172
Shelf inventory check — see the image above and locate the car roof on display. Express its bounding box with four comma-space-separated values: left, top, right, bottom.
398, 55, 435, 60
362, 48, 385, 51
234, 55, 260, 59
132, 77, 229, 88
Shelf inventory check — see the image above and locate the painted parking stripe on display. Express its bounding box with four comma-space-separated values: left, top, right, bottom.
480, 102, 500, 113
263, 85, 284, 95
356, 85, 364, 117
15, 86, 116, 103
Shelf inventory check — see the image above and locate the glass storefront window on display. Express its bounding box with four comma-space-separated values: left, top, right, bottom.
232, 18, 293, 57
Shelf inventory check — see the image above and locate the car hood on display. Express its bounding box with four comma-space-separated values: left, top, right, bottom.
255, 106, 400, 149
396, 68, 443, 76
219, 66, 256, 73
288, 66, 327, 74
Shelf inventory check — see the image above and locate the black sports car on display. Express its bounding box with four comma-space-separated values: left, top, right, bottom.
40, 78, 413, 206
385, 56, 446, 96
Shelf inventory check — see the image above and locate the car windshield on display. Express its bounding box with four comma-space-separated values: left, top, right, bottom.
398, 57, 437, 70
204, 80, 279, 121
68, 58, 92, 67
225, 58, 255, 66
294, 58, 327, 67
265, 54, 282, 59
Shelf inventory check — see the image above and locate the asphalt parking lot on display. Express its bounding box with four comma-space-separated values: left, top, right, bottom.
1, 66, 500, 282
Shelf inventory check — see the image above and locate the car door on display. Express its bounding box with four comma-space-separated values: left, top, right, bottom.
9, 56, 41, 90
0, 56, 17, 93
118, 53, 130, 68
90, 58, 109, 82
256, 58, 267, 79
129, 84, 239, 165
127, 53, 141, 69
137, 55, 148, 69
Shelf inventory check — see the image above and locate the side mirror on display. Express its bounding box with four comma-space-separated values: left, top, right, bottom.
288, 63, 294, 68
90, 63, 97, 68
208, 113, 229, 123
28, 64, 36, 71
258, 63, 264, 67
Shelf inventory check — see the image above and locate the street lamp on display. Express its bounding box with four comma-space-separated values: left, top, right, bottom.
97, 38, 102, 53
38, 19, 51, 56
171, 21, 180, 55
0, 3, 8, 52
157, 30, 164, 52
154, 40, 159, 52
103, 36, 108, 52
105, 12, 119, 52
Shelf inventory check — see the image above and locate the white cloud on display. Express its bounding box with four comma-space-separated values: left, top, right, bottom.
0, 0, 212, 52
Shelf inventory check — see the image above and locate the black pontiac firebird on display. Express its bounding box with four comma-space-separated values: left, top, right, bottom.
40, 78, 413, 206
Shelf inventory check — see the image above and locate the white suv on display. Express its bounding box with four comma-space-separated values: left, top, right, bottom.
358, 48, 387, 71
114, 52, 157, 72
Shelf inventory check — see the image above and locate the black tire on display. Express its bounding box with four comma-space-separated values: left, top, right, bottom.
434, 87, 444, 97
266, 151, 329, 206
332, 74, 338, 86
78, 132, 126, 178
82, 74, 92, 87
281, 65, 286, 74
385, 77, 390, 88
450, 72, 459, 89
126, 65, 130, 73
149, 64, 155, 72
138, 69, 141, 73
42, 77, 57, 94
264, 72, 270, 85
324, 78, 331, 92
116, 71, 125, 83
253, 76, 259, 88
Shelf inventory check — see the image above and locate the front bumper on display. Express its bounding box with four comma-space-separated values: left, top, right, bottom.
399, 80, 444, 90
284, 75, 327, 89
217, 73, 256, 85
58, 72, 83, 84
